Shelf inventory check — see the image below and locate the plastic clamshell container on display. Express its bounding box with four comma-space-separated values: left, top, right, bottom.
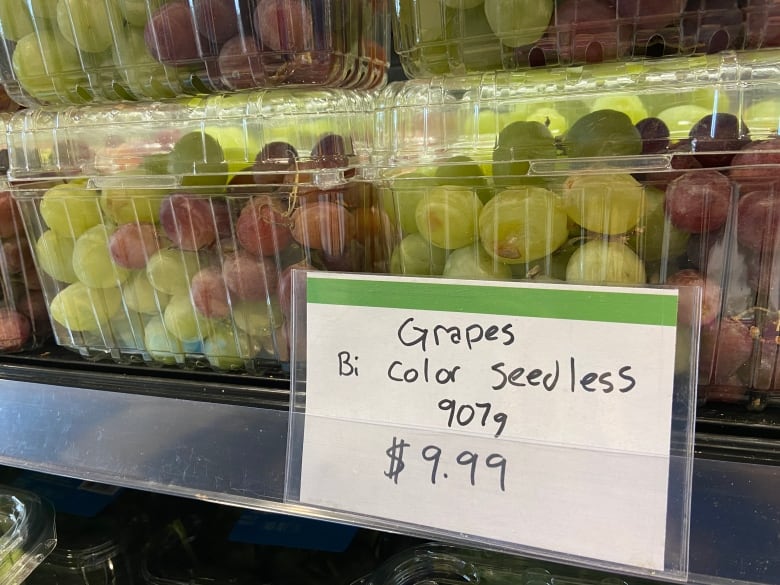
8, 88, 391, 374
0, 0, 390, 107
356, 543, 654, 585
373, 50, 780, 410
0, 488, 57, 585
0, 115, 51, 354
393, 0, 780, 78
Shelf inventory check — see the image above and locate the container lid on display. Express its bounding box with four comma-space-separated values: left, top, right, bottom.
355, 544, 645, 585
0, 488, 57, 585
372, 49, 780, 173
7, 89, 373, 186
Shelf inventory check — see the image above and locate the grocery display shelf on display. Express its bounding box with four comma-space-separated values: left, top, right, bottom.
0, 348, 779, 584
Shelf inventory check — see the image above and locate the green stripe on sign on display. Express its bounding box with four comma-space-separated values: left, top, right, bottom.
307, 276, 678, 327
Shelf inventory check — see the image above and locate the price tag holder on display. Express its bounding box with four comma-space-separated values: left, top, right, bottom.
285, 273, 698, 581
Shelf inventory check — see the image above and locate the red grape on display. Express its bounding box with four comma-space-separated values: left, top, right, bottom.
109, 223, 161, 269
193, 0, 239, 44
699, 318, 755, 383
222, 252, 279, 301
665, 170, 732, 233
743, 0, 780, 48
749, 338, 780, 390
146, 1, 209, 64
17, 290, 50, 334
254, 0, 314, 52
736, 190, 780, 253
159, 194, 218, 250
689, 113, 750, 168
2, 238, 32, 275
218, 35, 265, 90
555, 0, 621, 63
253, 142, 298, 186
728, 138, 780, 194
640, 151, 702, 188
278, 260, 316, 319
236, 197, 293, 256
0, 191, 21, 239
311, 133, 350, 169
290, 201, 356, 256
667, 268, 722, 326
0, 309, 30, 351
190, 266, 231, 319
635, 117, 670, 154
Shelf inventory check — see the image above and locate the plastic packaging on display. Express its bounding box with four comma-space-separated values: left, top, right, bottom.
355, 543, 657, 585
0, 116, 50, 354
0, 488, 56, 585
373, 49, 780, 409
8, 88, 391, 374
0, 0, 390, 107
393, 0, 780, 78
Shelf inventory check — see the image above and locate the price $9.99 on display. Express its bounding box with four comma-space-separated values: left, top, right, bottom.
384, 436, 507, 492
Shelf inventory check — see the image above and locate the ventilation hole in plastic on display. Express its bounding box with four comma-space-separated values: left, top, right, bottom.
707, 30, 730, 54
645, 34, 666, 58
527, 46, 546, 68
584, 41, 604, 63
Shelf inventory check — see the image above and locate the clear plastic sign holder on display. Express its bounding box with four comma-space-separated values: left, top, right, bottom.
285, 271, 700, 581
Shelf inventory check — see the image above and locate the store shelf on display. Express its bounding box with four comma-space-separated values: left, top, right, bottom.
0, 351, 780, 584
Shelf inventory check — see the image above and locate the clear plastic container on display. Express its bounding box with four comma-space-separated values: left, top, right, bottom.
8, 89, 392, 374
0, 0, 390, 107
373, 49, 780, 410
355, 543, 655, 585
0, 115, 50, 354
0, 488, 56, 585
392, 0, 780, 78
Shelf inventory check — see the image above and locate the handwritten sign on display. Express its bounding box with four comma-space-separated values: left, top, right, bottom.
294, 273, 683, 572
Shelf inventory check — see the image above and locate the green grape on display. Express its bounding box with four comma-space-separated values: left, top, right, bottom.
563, 109, 642, 158
0, 0, 34, 41
443, 244, 512, 280
382, 171, 437, 235
565, 240, 647, 284
642, 87, 730, 117
146, 249, 201, 297
203, 324, 258, 370
35, 230, 77, 283
143, 315, 183, 364
122, 270, 170, 314
40, 182, 101, 238
12, 30, 87, 101
626, 186, 690, 262
744, 98, 780, 137
525, 106, 569, 138
415, 185, 483, 250
117, 0, 157, 26
434, 156, 492, 203
232, 299, 282, 335
56, 0, 118, 53
163, 294, 213, 343
112, 23, 177, 100
478, 187, 568, 264
445, 5, 503, 72
443, 0, 484, 7
511, 241, 577, 281
29, 0, 59, 19
49, 282, 122, 332
655, 105, 711, 140
390, 233, 448, 275
563, 174, 644, 235
492, 120, 557, 188
168, 132, 229, 189
398, 0, 446, 43
483, 0, 553, 48
100, 183, 168, 224
72, 225, 130, 288
591, 95, 648, 125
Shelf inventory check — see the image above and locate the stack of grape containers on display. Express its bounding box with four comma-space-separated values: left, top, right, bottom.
379, 1, 780, 409
0, 0, 392, 373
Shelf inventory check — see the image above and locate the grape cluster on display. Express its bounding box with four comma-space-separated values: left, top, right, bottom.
0, 0, 388, 105
383, 97, 780, 407
21, 132, 391, 372
395, 0, 778, 77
